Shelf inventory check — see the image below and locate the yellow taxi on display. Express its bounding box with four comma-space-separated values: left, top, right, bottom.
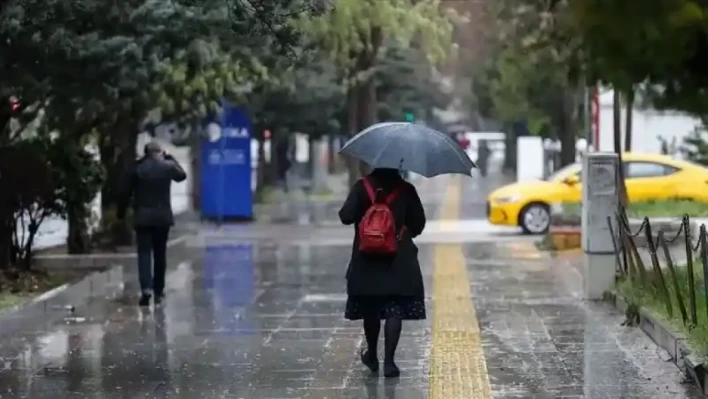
487, 153, 708, 234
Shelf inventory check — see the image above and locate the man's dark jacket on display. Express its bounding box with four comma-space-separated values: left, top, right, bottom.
118, 155, 187, 227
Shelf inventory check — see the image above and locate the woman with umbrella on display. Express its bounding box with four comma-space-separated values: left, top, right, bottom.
338, 122, 475, 378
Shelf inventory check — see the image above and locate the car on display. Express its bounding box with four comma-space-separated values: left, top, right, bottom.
486, 153, 708, 234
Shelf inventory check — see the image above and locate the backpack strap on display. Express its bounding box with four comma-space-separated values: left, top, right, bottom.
362, 177, 376, 202
385, 183, 405, 205
364, 177, 405, 204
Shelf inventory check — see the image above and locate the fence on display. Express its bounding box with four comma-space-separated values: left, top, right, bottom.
610, 210, 708, 327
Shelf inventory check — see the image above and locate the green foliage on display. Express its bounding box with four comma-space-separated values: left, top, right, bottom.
376, 43, 449, 124
151, 41, 266, 128
618, 266, 708, 354
0, 139, 59, 267
628, 199, 708, 217
681, 125, 708, 165
470, 0, 583, 139
43, 136, 105, 218
572, 0, 708, 118
298, 0, 458, 81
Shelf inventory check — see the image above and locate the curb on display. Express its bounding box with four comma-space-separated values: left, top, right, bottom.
547, 227, 581, 251
606, 291, 708, 396
0, 265, 124, 337
33, 235, 189, 270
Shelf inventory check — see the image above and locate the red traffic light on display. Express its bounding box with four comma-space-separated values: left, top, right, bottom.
9, 97, 19, 111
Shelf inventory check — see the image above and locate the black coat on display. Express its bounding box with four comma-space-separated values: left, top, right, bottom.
339, 169, 426, 297
118, 155, 187, 227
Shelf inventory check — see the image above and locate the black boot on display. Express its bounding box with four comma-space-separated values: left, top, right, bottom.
360, 348, 379, 373
383, 362, 400, 378
139, 290, 152, 307
384, 317, 402, 378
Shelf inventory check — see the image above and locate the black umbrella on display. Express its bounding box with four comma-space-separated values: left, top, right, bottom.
339, 122, 476, 177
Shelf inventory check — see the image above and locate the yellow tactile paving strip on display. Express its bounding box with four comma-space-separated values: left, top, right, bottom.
428, 175, 492, 399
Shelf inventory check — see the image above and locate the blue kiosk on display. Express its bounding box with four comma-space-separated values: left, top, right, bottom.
200, 104, 253, 220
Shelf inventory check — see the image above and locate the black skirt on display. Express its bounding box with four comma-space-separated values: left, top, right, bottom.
345, 295, 426, 320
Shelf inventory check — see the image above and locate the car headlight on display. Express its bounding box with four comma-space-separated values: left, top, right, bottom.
494, 195, 521, 204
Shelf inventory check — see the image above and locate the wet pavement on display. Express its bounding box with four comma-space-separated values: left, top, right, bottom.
0, 174, 702, 398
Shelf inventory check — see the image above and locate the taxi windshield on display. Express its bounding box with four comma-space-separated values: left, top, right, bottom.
545, 163, 579, 182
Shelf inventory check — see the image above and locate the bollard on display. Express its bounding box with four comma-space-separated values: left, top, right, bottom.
581, 152, 619, 299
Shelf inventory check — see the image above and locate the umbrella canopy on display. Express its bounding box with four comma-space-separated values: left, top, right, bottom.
339, 122, 477, 177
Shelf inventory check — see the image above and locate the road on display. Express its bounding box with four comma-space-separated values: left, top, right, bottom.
0, 173, 700, 398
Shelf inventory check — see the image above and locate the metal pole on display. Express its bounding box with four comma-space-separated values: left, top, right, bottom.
592, 87, 600, 151
218, 121, 225, 228
584, 85, 592, 149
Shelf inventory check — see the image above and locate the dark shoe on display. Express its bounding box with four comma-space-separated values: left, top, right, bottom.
154, 293, 165, 306
383, 362, 400, 378
360, 348, 379, 373
139, 293, 151, 307
139, 289, 152, 306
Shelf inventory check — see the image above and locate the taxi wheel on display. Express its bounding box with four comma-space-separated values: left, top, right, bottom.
519, 203, 550, 235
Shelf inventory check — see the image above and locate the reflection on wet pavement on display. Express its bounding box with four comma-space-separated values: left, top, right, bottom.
0, 175, 700, 398
469, 244, 700, 398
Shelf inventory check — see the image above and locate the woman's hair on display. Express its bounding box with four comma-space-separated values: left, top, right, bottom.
370, 168, 404, 184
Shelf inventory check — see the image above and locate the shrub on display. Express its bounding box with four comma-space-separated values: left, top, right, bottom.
0, 140, 60, 269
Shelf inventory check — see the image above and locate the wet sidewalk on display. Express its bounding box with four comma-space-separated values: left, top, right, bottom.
0, 176, 700, 398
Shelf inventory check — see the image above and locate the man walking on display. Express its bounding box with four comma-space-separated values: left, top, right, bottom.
118, 142, 187, 306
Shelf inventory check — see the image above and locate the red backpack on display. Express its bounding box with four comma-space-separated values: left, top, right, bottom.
358, 177, 404, 255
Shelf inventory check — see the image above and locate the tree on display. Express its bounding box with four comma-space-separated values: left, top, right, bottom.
1, 0, 318, 247
681, 124, 708, 165
376, 43, 450, 125
248, 53, 345, 192
469, 0, 585, 169
298, 0, 458, 184
44, 134, 105, 254
572, 0, 708, 205
0, 140, 62, 269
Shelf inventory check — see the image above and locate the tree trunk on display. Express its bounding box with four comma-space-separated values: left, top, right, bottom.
613, 89, 628, 207
189, 124, 201, 212
256, 128, 267, 196
559, 86, 579, 167
624, 89, 634, 152
503, 123, 517, 174
100, 122, 137, 247
345, 25, 383, 187
0, 217, 12, 270
327, 133, 336, 174
345, 85, 361, 187
266, 130, 280, 186
357, 77, 377, 176
66, 203, 90, 254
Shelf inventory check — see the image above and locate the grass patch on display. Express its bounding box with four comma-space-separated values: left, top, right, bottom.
617, 265, 708, 356
559, 202, 581, 216
255, 185, 338, 204
254, 186, 280, 204
559, 200, 708, 218
0, 268, 82, 313
308, 186, 335, 200
627, 200, 708, 218
0, 293, 27, 310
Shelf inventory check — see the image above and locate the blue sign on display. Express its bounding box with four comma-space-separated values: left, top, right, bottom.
203, 243, 255, 334
200, 104, 253, 219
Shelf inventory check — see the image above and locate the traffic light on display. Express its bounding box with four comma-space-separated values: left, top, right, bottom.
9, 96, 19, 112
404, 111, 414, 122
